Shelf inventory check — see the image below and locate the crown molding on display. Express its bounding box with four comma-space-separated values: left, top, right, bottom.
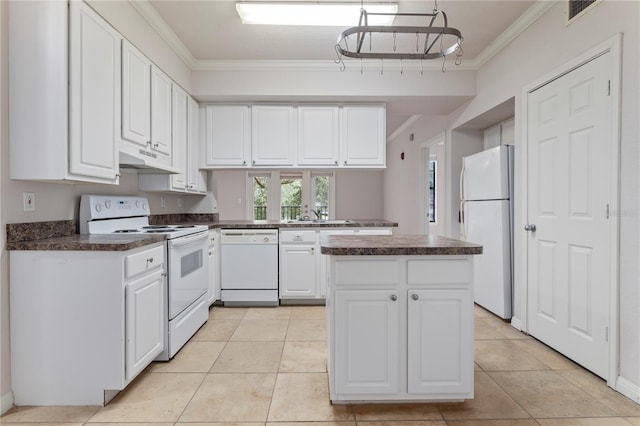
132, 0, 553, 73
192, 59, 476, 72
472, 0, 556, 69
129, 0, 196, 68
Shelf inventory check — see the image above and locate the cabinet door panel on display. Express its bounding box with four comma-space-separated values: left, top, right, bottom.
171, 85, 188, 190
252, 106, 295, 166
205, 105, 251, 166
335, 290, 399, 395
407, 289, 473, 394
122, 41, 151, 147
69, 1, 120, 181
298, 106, 339, 165
280, 245, 316, 298
125, 270, 164, 382
151, 67, 173, 157
340, 106, 385, 166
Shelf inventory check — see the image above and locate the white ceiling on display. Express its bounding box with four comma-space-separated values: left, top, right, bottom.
145, 0, 535, 135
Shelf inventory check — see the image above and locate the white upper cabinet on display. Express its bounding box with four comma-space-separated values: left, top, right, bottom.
200, 104, 386, 169
297, 106, 340, 166
204, 105, 252, 167
122, 41, 151, 148
151, 66, 173, 158
9, 1, 121, 184
252, 106, 296, 166
171, 85, 188, 191
340, 105, 386, 167
187, 96, 207, 193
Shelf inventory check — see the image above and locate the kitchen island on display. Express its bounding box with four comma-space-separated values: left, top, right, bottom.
320, 234, 482, 403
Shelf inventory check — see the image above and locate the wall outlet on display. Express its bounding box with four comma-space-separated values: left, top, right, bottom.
23, 192, 35, 212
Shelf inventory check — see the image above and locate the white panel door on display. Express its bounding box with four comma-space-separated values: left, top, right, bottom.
151, 66, 173, 157
407, 289, 473, 395
334, 290, 399, 395
464, 200, 512, 318
68, 1, 120, 181
125, 270, 164, 382
121, 41, 151, 147
527, 52, 612, 379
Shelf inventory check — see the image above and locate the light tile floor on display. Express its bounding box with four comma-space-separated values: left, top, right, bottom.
3, 304, 640, 425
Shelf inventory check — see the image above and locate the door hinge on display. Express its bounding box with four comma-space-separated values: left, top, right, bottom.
605, 326, 609, 342
607, 80, 611, 96
606, 203, 610, 219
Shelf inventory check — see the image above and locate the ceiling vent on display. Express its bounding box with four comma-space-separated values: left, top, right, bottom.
567, 0, 598, 23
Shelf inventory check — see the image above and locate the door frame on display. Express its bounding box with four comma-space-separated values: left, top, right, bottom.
520, 34, 621, 387
419, 132, 447, 235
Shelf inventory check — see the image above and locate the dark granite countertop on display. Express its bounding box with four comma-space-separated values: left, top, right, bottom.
5, 217, 397, 251
205, 219, 397, 229
6, 234, 167, 251
320, 234, 483, 256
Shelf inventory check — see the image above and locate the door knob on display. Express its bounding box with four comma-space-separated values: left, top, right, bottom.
524, 224, 537, 232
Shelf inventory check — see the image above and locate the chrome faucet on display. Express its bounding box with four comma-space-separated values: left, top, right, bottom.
312, 209, 321, 219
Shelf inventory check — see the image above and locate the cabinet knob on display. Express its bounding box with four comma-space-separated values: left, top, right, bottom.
147, 258, 154, 264
252, 160, 256, 165
243, 160, 247, 165
390, 294, 397, 301
411, 293, 419, 301
344, 160, 347, 165
524, 224, 537, 232
334, 160, 338, 165
153, 143, 159, 148
311, 247, 315, 254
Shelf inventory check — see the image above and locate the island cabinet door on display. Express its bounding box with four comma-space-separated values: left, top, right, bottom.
407, 289, 473, 395
334, 290, 400, 395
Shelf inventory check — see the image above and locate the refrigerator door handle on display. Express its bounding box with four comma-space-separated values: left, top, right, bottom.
459, 163, 466, 202
460, 200, 467, 239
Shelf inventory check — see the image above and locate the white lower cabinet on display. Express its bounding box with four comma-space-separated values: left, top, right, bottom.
334, 290, 400, 395
125, 268, 165, 382
407, 289, 473, 394
280, 228, 392, 301
280, 244, 317, 298
327, 256, 474, 402
9, 243, 166, 405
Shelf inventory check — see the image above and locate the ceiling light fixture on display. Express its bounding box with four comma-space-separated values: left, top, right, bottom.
236, 2, 398, 26
334, 0, 463, 73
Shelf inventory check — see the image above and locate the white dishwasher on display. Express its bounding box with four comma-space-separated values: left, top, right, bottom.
220, 229, 279, 306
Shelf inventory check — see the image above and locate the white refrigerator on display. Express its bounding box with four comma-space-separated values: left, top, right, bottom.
461, 145, 514, 319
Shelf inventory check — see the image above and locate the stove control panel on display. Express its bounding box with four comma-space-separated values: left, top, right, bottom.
80, 195, 149, 224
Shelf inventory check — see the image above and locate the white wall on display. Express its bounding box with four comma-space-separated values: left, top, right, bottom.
383, 0, 640, 396
335, 169, 384, 219
384, 116, 450, 234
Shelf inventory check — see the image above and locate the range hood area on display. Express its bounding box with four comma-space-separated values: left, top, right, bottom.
118, 151, 180, 174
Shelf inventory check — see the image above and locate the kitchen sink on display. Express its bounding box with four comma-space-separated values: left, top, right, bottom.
282, 219, 353, 224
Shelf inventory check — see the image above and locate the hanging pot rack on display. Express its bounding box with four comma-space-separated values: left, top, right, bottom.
334, 6, 463, 72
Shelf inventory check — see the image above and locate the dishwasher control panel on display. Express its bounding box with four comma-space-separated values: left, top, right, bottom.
220, 229, 279, 244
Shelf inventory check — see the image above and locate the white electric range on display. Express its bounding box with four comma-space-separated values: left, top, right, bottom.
79, 195, 209, 360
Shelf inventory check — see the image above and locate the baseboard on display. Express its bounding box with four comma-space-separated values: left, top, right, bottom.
1, 391, 14, 415
510, 316, 523, 331
616, 376, 640, 403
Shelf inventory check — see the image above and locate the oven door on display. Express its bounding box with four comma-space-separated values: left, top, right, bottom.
167, 231, 209, 320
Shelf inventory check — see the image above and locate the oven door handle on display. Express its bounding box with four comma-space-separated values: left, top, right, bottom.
167, 231, 208, 248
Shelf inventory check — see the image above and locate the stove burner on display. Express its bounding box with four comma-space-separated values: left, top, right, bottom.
114, 229, 139, 233
142, 225, 170, 229
146, 229, 178, 233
